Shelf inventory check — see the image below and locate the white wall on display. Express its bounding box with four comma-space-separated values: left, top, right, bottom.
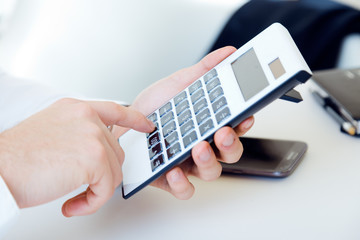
0, 0, 247, 103
0, 0, 358, 103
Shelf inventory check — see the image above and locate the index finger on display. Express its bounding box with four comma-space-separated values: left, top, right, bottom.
87, 101, 155, 133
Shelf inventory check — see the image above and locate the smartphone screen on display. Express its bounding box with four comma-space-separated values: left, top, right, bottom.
221, 137, 308, 177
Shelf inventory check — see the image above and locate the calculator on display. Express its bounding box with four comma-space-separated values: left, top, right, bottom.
119, 23, 312, 199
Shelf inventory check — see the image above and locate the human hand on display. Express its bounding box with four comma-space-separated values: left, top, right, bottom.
0, 98, 154, 217
114, 46, 254, 199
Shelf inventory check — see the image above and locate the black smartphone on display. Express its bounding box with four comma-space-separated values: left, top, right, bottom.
221, 137, 308, 177
310, 67, 360, 136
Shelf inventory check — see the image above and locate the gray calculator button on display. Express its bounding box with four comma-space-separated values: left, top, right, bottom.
199, 119, 214, 136
191, 89, 205, 104
180, 120, 194, 137
196, 108, 210, 125
162, 121, 176, 137
193, 98, 207, 114
215, 107, 231, 124
178, 109, 191, 126
206, 77, 220, 93
212, 96, 227, 113
149, 142, 162, 160
189, 80, 202, 95
176, 100, 189, 116
161, 111, 174, 127
183, 130, 198, 148
209, 86, 224, 102
174, 91, 187, 106
148, 131, 160, 148
148, 112, 157, 122
204, 69, 218, 83
159, 102, 172, 117
167, 142, 181, 160
165, 131, 179, 148
151, 154, 164, 172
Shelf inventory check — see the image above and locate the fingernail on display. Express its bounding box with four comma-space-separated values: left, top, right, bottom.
199, 146, 211, 162
243, 117, 254, 129
222, 134, 235, 147
147, 119, 156, 130
62, 202, 73, 218
171, 170, 181, 182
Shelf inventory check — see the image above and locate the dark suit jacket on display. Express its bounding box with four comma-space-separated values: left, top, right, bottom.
209, 0, 360, 71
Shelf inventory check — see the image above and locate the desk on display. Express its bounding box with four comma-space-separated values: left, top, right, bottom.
5, 83, 360, 240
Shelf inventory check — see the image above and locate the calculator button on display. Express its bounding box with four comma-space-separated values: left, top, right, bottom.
215, 107, 231, 124
193, 98, 207, 114
167, 142, 181, 160
196, 108, 210, 126
180, 120, 194, 137
199, 119, 214, 136
212, 96, 227, 113
176, 100, 189, 116
189, 80, 202, 95
162, 121, 176, 138
204, 69, 218, 83
183, 130, 198, 148
209, 86, 224, 102
151, 154, 164, 172
174, 91, 187, 106
165, 131, 179, 148
146, 122, 158, 138
159, 102, 172, 117
149, 143, 162, 160
148, 131, 160, 148
206, 77, 220, 93
178, 109, 191, 126
148, 113, 157, 122
191, 89, 205, 104
161, 111, 174, 127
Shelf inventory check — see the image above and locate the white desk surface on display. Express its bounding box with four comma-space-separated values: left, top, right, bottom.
5, 83, 360, 240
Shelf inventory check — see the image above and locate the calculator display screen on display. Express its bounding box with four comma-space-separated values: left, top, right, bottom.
231, 48, 269, 101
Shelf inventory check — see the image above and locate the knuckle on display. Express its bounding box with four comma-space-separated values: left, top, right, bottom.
108, 101, 121, 112
114, 172, 123, 188
75, 102, 96, 118
86, 122, 104, 138
92, 143, 108, 162
55, 98, 78, 105
174, 187, 194, 200
202, 171, 221, 182
118, 147, 125, 165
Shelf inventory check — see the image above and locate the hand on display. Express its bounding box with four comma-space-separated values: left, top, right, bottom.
0, 98, 154, 217
114, 46, 254, 199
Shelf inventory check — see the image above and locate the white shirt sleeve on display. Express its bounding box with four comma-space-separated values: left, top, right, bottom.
0, 70, 72, 132
0, 70, 71, 237
0, 175, 19, 239
0, 70, 130, 132
0, 70, 129, 237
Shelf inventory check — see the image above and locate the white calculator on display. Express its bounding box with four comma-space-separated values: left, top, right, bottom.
119, 23, 312, 199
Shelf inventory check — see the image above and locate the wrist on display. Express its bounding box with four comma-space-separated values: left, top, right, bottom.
0, 132, 20, 207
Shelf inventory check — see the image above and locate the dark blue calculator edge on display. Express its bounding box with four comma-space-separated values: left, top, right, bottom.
122, 70, 311, 199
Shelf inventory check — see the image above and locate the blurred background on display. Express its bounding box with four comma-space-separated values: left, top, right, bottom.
0, 0, 359, 103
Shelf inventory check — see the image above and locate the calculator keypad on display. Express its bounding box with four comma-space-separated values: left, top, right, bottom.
146, 69, 231, 172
